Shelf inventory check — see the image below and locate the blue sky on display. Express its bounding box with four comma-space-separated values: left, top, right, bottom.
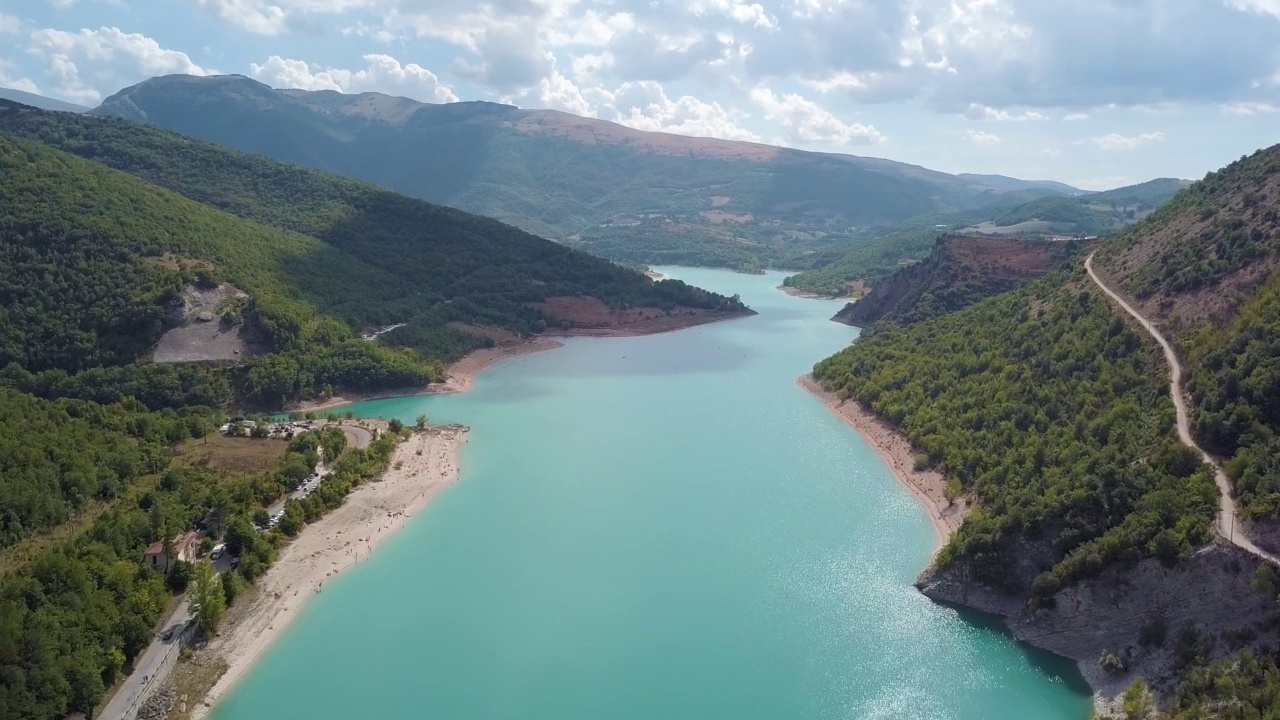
3, 0, 1280, 189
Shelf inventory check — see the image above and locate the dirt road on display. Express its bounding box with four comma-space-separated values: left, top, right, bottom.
1084, 253, 1279, 564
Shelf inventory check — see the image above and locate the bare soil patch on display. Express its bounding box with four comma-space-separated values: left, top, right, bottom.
153, 324, 262, 363
947, 235, 1062, 277
153, 283, 265, 363
701, 210, 754, 224
161, 654, 229, 720
173, 435, 289, 476
965, 220, 1056, 235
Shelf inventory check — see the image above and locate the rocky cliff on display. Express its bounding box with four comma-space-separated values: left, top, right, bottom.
918, 543, 1278, 708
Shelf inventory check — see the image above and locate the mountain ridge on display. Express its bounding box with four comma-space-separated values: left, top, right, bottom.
90, 74, 1090, 271
0, 86, 88, 113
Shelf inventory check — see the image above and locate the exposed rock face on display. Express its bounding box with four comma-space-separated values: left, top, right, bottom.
153, 282, 263, 363
833, 235, 1080, 328
918, 543, 1279, 705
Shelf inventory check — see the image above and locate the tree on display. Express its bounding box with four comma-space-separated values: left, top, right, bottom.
1121, 678, 1153, 719
388, 418, 404, 434
189, 560, 226, 637
278, 500, 304, 537
166, 559, 192, 592
415, 414, 428, 431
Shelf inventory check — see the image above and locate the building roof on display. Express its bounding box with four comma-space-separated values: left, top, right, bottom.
144, 530, 203, 557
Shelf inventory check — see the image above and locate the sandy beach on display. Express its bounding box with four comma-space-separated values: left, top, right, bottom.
798, 374, 968, 548
192, 425, 468, 717
291, 337, 564, 412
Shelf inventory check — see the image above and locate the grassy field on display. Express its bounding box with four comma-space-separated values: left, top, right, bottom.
173, 434, 289, 475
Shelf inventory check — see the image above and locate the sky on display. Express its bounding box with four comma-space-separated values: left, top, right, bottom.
2, 0, 1280, 190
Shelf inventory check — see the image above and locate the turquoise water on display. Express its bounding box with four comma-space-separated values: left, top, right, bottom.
213, 268, 1091, 720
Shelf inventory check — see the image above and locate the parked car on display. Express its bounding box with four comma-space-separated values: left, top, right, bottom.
210, 543, 226, 560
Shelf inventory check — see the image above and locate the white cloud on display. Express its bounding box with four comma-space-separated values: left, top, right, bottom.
28, 26, 213, 103
965, 129, 1001, 146
190, 0, 291, 35
1062, 112, 1089, 121
340, 22, 397, 44
691, 0, 777, 29
1227, 0, 1280, 18
0, 58, 39, 94
0, 11, 21, 34
749, 87, 885, 145
250, 54, 457, 103
1222, 101, 1279, 115
155, 0, 1280, 121
963, 103, 1044, 122
545, 10, 636, 47
1092, 131, 1166, 150
1039, 148, 1061, 156
610, 80, 760, 142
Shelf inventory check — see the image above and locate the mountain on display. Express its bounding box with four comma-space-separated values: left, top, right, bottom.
0, 99, 746, 409
1095, 147, 1280, 549
831, 235, 1085, 327
0, 86, 88, 113
1089, 177, 1193, 207
782, 178, 1187, 296
90, 74, 1072, 271
956, 173, 1083, 195
810, 144, 1280, 710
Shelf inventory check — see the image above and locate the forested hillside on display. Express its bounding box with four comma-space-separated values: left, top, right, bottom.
1096, 146, 1280, 548
815, 276, 1216, 599
0, 96, 753, 719
831, 235, 1084, 328
812, 144, 1280, 713
784, 180, 1185, 297
0, 101, 744, 407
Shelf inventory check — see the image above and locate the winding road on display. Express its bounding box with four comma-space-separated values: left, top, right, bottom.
338, 423, 373, 450
1084, 252, 1279, 564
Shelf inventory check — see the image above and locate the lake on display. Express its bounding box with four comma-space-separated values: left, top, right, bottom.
212, 267, 1091, 720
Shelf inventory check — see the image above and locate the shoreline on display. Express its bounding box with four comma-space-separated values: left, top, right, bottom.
290, 311, 753, 414
290, 337, 565, 412
776, 284, 850, 301
797, 374, 968, 549
192, 425, 468, 717
191, 310, 753, 711
542, 309, 756, 337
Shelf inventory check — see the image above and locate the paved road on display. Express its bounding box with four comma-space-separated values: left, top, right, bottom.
339, 424, 373, 449
1085, 252, 1280, 564
101, 421, 376, 718
99, 599, 191, 720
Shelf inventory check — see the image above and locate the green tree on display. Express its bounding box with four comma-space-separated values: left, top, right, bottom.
415, 414, 428, 431
189, 560, 226, 637
1121, 678, 1153, 719
278, 499, 304, 537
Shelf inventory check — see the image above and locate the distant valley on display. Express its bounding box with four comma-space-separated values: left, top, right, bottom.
86, 74, 1186, 276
